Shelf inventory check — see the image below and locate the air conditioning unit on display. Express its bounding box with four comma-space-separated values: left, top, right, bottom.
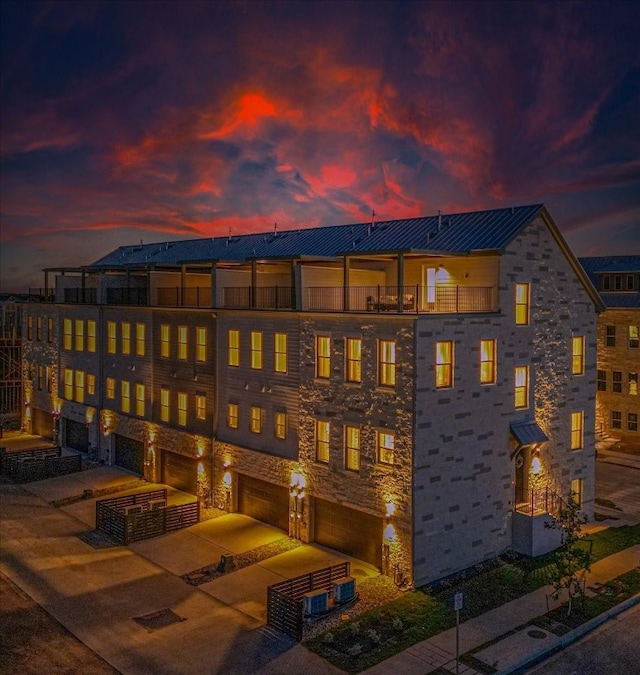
303, 589, 329, 616
333, 577, 356, 603
147, 499, 166, 510
123, 504, 143, 516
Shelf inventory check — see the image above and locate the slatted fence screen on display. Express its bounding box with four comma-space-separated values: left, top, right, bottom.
0, 446, 81, 482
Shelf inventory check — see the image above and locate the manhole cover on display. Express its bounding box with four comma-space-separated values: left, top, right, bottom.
133, 608, 184, 631
527, 629, 547, 640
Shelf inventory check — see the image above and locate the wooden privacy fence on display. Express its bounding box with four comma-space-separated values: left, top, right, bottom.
0, 446, 82, 483
267, 562, 350, 641
95, 489, 200, 545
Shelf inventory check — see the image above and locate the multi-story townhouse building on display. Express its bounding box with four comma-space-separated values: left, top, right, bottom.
579, 256, 640, 444
22, 204, 601, 586
0, 298, 23, 432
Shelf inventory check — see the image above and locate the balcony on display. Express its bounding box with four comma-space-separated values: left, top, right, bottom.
216, 286, 295, 310
512, 487, 563, 557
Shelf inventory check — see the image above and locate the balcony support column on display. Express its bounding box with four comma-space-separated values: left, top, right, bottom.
396, 253, 404, 313
343, 256, 350, 311
210, 263, 217, 308
251, 260, 257, 309
44, 270, 49, 300
180, 264, 186, 307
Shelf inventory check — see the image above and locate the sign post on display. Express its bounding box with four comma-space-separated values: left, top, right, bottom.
454, 592, 463, 675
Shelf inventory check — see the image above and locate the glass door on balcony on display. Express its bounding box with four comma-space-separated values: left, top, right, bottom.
421, 266, 436, 310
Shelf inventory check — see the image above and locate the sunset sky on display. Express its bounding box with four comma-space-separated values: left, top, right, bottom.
1, 0, 639, 292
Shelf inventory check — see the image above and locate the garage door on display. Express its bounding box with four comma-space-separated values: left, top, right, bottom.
161, 450, 197, 495
114, 434, 144, 475
314, 499, 382, 568
238, 474, 289, 531
65, 419, 89, 452
32, 407, 53, 440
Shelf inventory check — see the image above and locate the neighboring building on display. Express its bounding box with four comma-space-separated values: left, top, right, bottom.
0, 298, 23, 431
22, 204, 601, 586
579, 256, 640, 444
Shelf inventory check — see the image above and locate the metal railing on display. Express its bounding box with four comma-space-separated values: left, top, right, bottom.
106, 288, 148, 305
155, 286, 212, 307
63, 288, 98, 304
514, 486, 563, 517
26, 289, 55, 303
217, 286, 295, 310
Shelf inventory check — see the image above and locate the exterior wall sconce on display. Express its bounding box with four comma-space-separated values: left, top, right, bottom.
223, 469, 232, 509
289, 471, 306, 539
531, 455, 542, 475
385, 501, 395, 522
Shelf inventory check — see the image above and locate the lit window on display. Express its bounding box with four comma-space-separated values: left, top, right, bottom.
629, 372, 638, 396
63, 319, 72, 350
629, 326, 639, 349
316, 420, 330, 462
87, 374, 95, 396
227, 403, 238, 429
379, 339, 396, 387
135, 384, 145, 417
178, 326, 187, 360
436, 341, 454, 388
275, 411, 287, 439
597, 369, 606, 391
75, 371, 85, 403
228, 329, 240, 366
345, 425, 360, 471
177, 392, 187, 426
611, 411, 622, 429
606, 325, 616, 347
160, 388, 169, 422
27, 316, 33, 341
250, 406, 262, 433
613, 371, 622, 393
75, 320, 84, 351
515, 283, 530, 326
36, 316, 42, 341
195, 394, 206, 420
87, 320, 96, 352
121, 381, 130, 414
377, 431, 395, 465
570, 478, 583, 508
346, 338, 362, 383
515, 366, 529, 409
196, 327, 207, 362
64, 368, 73, 400
629, 413, 638, 432
107, 321, 116, 354
571, 411, 584, 450
136, 323, 145, 356
161, 324, 170, 358
121, 322, 131, 355
572, 336, 585, 375
480, 339, 497, 384
251, 331, 263, 369
106, 378, 115, 399
316, 336, 331, 379
274, 333, 287, 373
47, 317, 53, 342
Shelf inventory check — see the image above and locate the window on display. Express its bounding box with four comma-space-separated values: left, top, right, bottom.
628, 413, 638, 432
177, 326, 187, 360
606, 325, 616, 347
47, 317, 53, 342
275, 411, 287, 439
377, 431, 395, 465
74, 319, 84, 351
36, 316, 42, 341
602, 275, 611, 291
316, 335, 331, 379
570, 478, 583, 508
515, 282, 530, 325
177, 392, 187, 426
121, 381, 130, 414
161, 324, 170, 358
106, 378, 115, 399
64, 368, 73, 400
63, 319, 72, 350
87, 320, 96, 352
121, 322, 131, 355
107, 321, 116, 354
436, 341, 454, 388
75, 371, 85, 403
629, 326, 639, 349
515, 366, 529, 409
136, 323, 145, 356
250, 406, 262, 433
480, 339, 497, 384
346, 338, 362, 383
378, 339, 396, 387
196, 327, 207, 362
251, 331, 263, 369
27, 316, 33, 341
274, 333, 287, 373
87, 374, 95, 396
611, 411, 622, 429
345, 425, 360, 471
316, 420, 330, 462
629, 373, 638, 396
571, 336, 585, 375
135, 384, 145, 417
160, 388, 170, 422
37, 365, 44, 391
228, 329, 240, 366
195, 394, 206, 420
613, 371, 622, 393
597, 369, 607, 391
614, 274, 623, 291
571, 411, 584, 450
227, 403, 238, 429
627, 275, 635, 291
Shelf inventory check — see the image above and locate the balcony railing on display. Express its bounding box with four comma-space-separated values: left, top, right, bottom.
155, 286, 212, 308
106, 288, 148, 305
26, 289, 55, 303
514, 486, 562, 517
63, 288, 97, 304
217, 286, 295, 310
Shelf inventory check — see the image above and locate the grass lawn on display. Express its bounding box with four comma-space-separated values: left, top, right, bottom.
305, 524, 640, 673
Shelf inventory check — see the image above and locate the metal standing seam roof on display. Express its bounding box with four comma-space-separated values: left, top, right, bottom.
510, 420, 549, 447
578, 256, 640, 309
89, 204, 545, 268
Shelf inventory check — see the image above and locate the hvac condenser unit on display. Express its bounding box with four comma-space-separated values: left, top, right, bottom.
303, 589, 329, 616
123, 505, 143, 516
147, 499, 166, 510
332, 577, 356, 603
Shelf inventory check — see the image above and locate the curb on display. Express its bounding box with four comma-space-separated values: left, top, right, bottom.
498, 593, 640, 674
